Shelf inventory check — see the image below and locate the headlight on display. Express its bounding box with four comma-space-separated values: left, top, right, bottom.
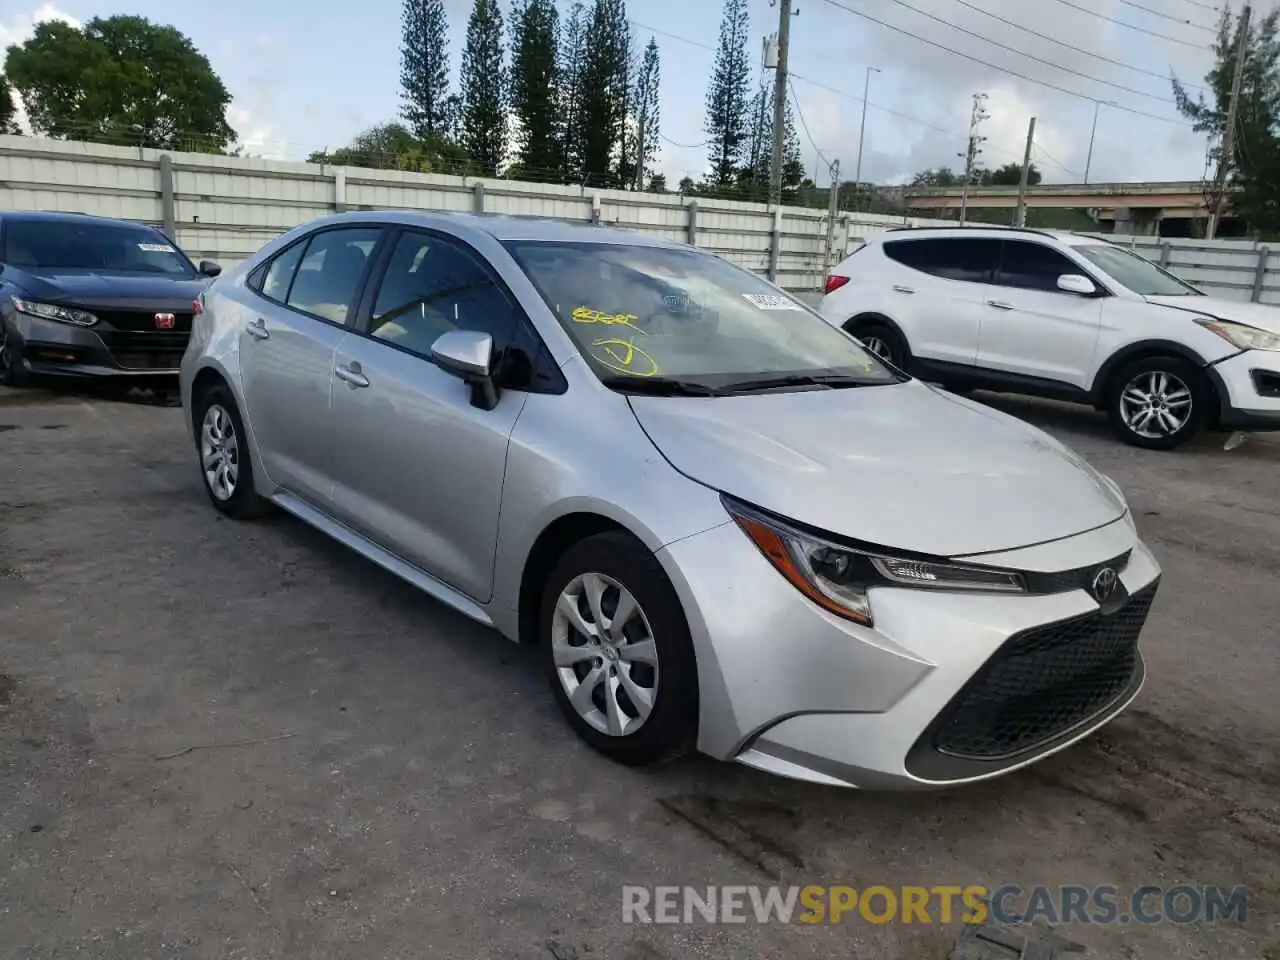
722, 496, 1025, 627
12, 296, 98, 327
1194, 317, 1280, 352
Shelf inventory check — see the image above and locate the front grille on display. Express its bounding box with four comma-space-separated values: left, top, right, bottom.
96, 329, 189, 371
930, 583, 1157, 761
1023, 550, 1131, 595
94, 310, 193, 333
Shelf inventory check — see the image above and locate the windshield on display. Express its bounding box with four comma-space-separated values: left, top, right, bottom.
1074, 244, 1201, 297
504, 240, 901, 391
1, 219, 196, 277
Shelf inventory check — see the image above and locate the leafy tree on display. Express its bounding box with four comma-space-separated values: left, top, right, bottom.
648, 172, 667, 193
308, 122, 470, 173
1173, 6, 1280, 233
704, 0, 751, 186
578, 0, 630, 186
980, 161, 1041, 186
460, 0, 508, 174
400, 0, 452, 138
5, 15, 235, 151
911, 167, 961, 186
625, 37, 661, 189
0, 77, 19, 135
558, 1, 589, 179
677, 175, 696, 195
510, 0, 561, 179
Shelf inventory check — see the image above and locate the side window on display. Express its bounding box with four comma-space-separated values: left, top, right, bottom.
261, 242, 306, 303
998, 241, 1082, 293
368, 231, 521, 360
285, 227, 382, 324
884, 238, 999, 284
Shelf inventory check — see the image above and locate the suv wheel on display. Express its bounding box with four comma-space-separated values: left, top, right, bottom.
540, 532, 698, 766
193, 383, 273, 518
1109, 356, 1207, 450
848, 319, 910, 371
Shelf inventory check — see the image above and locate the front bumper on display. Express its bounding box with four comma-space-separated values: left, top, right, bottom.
658, 515, 1161, 789
6, 310, 188, 382
1207, 349, 1280, 430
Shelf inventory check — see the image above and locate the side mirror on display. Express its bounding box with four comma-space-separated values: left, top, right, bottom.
198, 260, 222, 278
431, 329, 499, 410
1057, 273, 1096, 296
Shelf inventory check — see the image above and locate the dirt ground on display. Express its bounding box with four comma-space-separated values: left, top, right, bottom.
1, 385, 1276, 960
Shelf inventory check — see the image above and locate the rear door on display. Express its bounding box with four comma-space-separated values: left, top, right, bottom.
975, 239, 1105, 389
882, 236, 1001, 367
237, 225, 385, 506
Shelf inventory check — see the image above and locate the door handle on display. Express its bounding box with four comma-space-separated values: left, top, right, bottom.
334, 362, 370, 389
986, 300, 1015, 311
246, 318, 270, 340
892, 285, 915, 294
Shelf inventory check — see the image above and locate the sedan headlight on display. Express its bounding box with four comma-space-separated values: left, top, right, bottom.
1194, 317, 1280, 352
12, 296, 98, 327
722, 496, 1025, 627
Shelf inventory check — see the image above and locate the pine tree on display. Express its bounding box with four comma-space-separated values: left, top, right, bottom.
739, 78, 772, 199
460, 0, 508, 174
400, 0, 452, 138
558, 2, 588, 180
579, 0, 629, 186
509, 0, 561, 179
781, 96, 805, 197
627, 37, 661, 189
704, 0, 751, 186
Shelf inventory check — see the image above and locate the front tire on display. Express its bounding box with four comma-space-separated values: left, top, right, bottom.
0, 319, 27, 388
848, 319, 910, 372
193, 383, 273, 519
1108, 356, 1208, 450
540, 531, 699, 766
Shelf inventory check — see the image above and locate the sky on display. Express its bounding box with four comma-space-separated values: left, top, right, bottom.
0, 0, 1265, 186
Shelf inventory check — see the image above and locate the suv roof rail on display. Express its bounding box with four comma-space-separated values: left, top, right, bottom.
882, 224, 1062, 239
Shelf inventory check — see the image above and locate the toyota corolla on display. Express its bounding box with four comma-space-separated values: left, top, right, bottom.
180, 211, 1161, 789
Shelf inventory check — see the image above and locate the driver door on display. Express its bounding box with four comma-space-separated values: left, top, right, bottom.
325, 228, 530, 603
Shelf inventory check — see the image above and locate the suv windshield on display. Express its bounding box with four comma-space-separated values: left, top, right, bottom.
1, 219, 196, 277
505, 240, 901, 392
1074, 243, 1200, 297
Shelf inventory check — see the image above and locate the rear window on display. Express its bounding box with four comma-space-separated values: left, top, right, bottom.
1, 219, 195, 276
884, 237, 1000, 284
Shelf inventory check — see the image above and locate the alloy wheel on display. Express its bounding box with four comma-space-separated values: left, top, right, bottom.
551, 572, 659, 738
1119, 370, 1193, 440
200, 404, 240, 501
859, 335, 892, 363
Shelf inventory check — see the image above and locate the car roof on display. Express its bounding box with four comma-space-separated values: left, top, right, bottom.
0, 210, 161, 229
305, 210, 683, 248
877, 225, 1110, 247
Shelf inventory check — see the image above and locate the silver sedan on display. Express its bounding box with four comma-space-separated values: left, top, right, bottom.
180, 211, 1161, 789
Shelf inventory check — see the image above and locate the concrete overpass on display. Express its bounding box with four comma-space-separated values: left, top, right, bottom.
903, 181, 1238, 235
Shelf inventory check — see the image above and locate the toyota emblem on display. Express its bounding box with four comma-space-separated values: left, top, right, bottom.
1091, 566, 1119, 603
154, 312, 176, 329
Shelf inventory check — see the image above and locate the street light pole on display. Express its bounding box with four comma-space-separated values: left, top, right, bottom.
852, 66, 880, 212
1083, 100, 1113, 185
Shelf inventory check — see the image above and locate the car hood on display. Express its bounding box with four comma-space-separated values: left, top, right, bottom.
1146, 294, 1280, 334
5, 266, 204, 309
629, 380, 1126, 557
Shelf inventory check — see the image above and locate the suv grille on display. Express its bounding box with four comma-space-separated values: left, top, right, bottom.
930, 583, 1157, 761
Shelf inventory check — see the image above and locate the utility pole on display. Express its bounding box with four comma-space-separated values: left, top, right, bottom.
1014, 116, 1036, 227
852, 66, 880, 212
824, 158, 841, 277
1206, 2, 1251, 240
769, 0, 795, 207
634, 107, 646, 191
958, 93, 989, 225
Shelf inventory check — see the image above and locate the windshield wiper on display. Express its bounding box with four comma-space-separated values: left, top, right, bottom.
599, 375, 723, 397
719, 373, 878, 394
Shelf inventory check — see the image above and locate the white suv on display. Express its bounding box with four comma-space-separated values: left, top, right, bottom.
819, 227, 1280, 449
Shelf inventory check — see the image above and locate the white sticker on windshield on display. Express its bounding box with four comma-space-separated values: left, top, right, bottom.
742, 293, 803, 311
138, 242, 175, 253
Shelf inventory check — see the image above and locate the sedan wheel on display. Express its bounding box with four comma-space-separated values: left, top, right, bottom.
193, 383, 273, 519
552, 572, 659, 738
201, 403, 241, 501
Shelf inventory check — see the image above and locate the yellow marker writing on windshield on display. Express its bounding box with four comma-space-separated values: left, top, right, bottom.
572, 306, 644, 333
591, 337, 660, 377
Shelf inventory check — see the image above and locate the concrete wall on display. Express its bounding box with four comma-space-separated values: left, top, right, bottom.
0, 136, 953, 292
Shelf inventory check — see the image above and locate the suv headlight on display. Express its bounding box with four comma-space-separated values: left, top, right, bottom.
722, 496, 1025, 627
12, 296, 98, 327
1194, 317, 1280, 352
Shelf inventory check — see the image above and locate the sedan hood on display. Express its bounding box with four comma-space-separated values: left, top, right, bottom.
1146, 294, 1280, 334
630, 381, 1125, 557
6, 266, 204, 309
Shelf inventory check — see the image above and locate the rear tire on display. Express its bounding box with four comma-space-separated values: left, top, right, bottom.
193, 382, 273, 519
1107, 355, 1208, 450
540, 531, 698, 766
848, 319, 911, 372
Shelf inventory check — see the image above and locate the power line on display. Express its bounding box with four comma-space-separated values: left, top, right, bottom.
788, 78, 834, 174
816, 0, 1193, 124
659, 132, 712, 149
1174, 0, 1222, 13
944, 0, 1210, 92
863, 0, 1179, 104
1031, 142, 1083, 179
1047, 0, 1212, 49
1114, 0, 1216, 32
